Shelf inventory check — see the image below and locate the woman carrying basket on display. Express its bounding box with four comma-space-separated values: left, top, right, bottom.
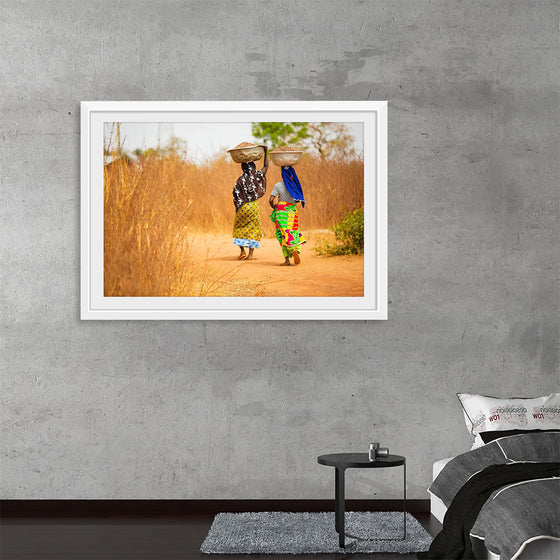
232, 147, 268, 260
269, 165, 306, 266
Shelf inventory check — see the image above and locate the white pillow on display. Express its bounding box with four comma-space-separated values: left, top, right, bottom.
457, 393, 560, 445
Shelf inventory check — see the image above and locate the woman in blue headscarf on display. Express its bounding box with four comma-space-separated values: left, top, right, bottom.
269, 166, 306, 266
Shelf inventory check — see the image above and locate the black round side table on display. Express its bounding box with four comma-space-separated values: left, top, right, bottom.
317, 453, 406, 548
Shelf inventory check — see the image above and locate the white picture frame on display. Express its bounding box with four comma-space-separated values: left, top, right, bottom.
81, 100, 387, 320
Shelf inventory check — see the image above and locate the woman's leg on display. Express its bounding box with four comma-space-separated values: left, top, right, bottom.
281, 246, 291, 266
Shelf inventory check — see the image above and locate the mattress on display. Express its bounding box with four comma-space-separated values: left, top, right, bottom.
429, 457, 451, 524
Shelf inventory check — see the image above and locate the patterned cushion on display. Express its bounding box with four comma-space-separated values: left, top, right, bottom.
457, 392, 560, 438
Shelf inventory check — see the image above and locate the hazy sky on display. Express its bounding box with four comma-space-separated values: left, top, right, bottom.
105, 122, 364, 163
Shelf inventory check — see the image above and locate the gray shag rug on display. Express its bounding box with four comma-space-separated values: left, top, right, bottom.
200, 511, 433, 554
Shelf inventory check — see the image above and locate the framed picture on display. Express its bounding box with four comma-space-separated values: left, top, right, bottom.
81, 100, 387, 320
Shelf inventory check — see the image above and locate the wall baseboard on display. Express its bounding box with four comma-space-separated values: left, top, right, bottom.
0, 499, 429, 518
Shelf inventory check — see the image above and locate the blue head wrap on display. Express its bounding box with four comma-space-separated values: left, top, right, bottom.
281, 166, 305, 208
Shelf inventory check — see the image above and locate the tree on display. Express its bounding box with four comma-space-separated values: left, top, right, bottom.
307, 123, 356, 159
251, 121, 357, 159
251, 122, 310, 147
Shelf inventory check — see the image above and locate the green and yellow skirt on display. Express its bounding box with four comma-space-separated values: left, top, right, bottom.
233, 200, 262, 249
270, 202, 306, 257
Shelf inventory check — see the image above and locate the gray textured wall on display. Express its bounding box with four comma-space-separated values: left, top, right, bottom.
1, 1, 558, 500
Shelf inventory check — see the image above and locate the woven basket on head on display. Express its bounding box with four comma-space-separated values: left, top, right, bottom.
269, 145, 303, 167
227, 142, 265, 163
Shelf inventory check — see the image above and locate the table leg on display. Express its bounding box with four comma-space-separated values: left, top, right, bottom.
335, 467, 346, 547
403, 460, 407, 540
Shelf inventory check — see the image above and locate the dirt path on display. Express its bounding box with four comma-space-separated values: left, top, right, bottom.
188, 232, 364, 297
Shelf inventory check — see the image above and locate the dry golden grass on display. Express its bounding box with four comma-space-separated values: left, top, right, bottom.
104, 149, 363, 297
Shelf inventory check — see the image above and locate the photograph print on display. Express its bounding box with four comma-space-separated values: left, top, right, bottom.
81, 101, 387, 319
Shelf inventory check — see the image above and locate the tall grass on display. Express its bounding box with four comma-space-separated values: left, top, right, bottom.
104, 154, 193, 296
104, 147, 363, 296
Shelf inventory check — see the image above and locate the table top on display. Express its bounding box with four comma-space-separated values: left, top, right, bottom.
317, 453, 405, 468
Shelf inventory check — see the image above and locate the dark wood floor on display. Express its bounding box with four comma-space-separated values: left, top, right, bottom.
0, 513, 441, 560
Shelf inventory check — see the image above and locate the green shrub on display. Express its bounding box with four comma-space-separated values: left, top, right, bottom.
315, 207, 364, 256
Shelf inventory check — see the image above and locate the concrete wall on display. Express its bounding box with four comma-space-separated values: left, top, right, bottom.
1, 0, 558, 500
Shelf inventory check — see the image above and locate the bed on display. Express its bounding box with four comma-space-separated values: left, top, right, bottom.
425, 393, 560, 560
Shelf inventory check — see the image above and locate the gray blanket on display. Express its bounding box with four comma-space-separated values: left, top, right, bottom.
429, 432, 560, 560
471, 477, 560, 559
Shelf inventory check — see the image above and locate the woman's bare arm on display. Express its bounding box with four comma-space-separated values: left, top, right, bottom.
269, 195, 277, 209
261, 146, 269, 175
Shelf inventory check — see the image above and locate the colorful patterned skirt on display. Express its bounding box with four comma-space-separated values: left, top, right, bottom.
233, 200, 262, 248
270, 202, 306, 257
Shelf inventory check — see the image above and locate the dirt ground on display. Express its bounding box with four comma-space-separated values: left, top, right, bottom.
187, 231, 364, 297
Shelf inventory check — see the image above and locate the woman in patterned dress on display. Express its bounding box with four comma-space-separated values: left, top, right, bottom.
232, 147, 268, 260
268, 166, 306, 266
